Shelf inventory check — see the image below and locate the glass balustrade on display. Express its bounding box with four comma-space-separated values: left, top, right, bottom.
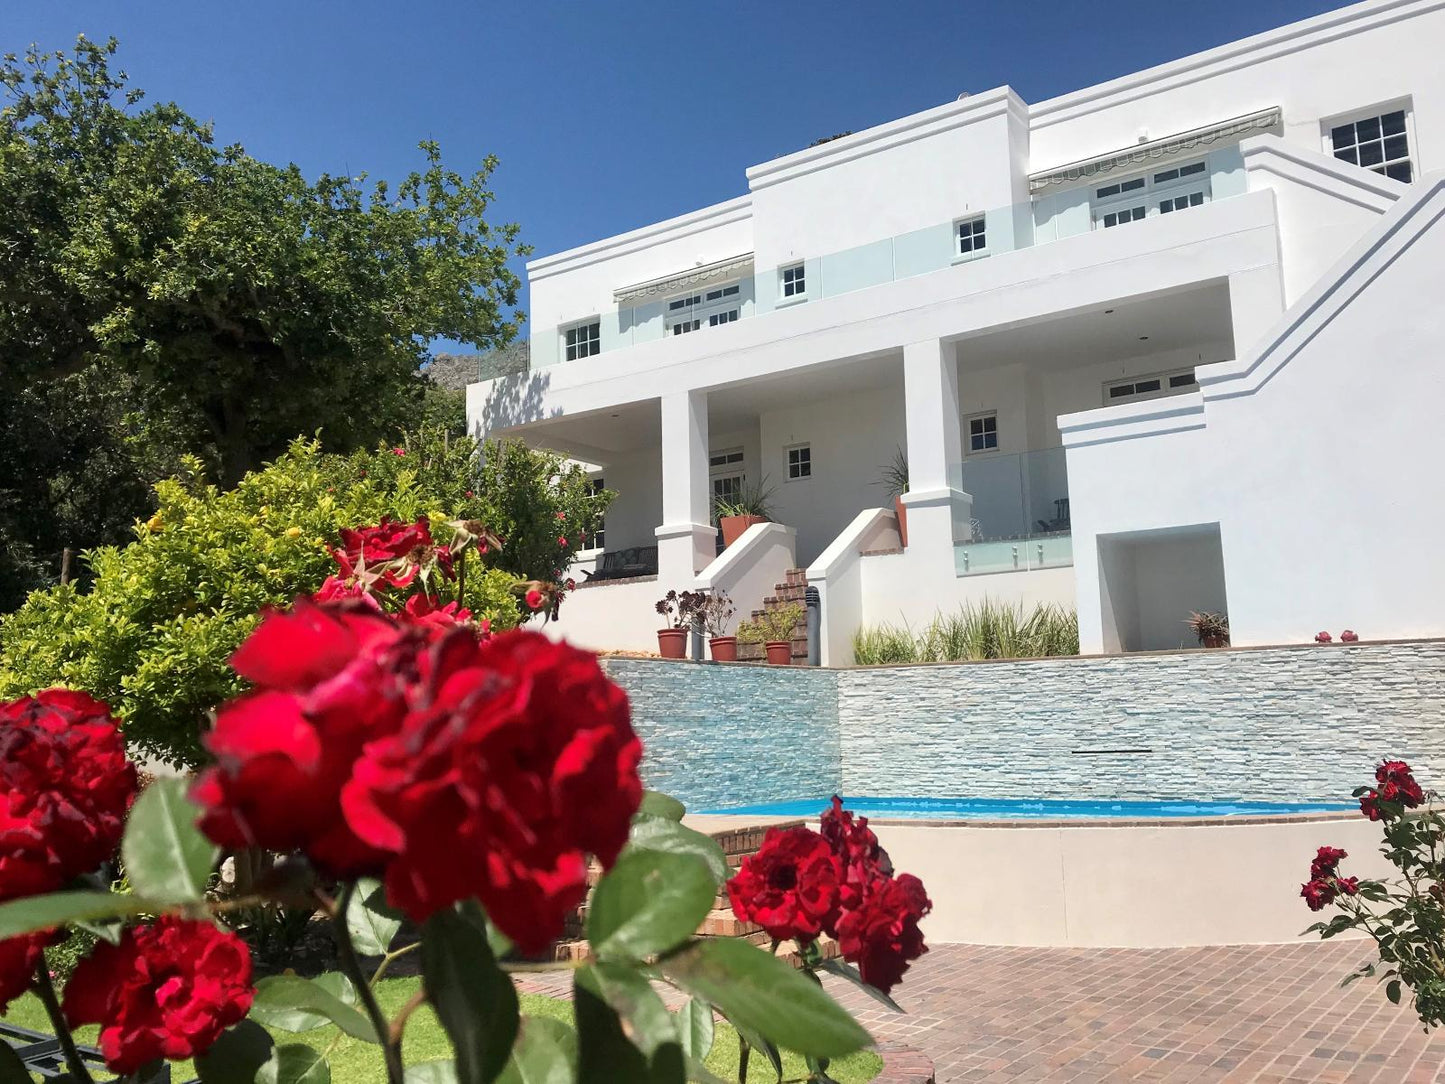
953, 447, 1072, 576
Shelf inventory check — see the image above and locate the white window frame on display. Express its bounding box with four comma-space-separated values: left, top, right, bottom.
665, 282, 740, 336
779, 263, 807, 301
1322, 102, 1415, 184
1103, 368, 1198, 406
785, 443, 812, 481
562, 319, 601, 361
953, 214, 988, 260
1090, 159, 1210, 231
965, 411, 999, 455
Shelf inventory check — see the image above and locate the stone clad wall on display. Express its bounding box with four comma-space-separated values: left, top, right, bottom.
607, 642, 1445, 809
602, 658, 840, 811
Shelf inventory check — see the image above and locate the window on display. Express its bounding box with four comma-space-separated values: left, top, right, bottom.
564, 321, 600, 361
709, 449, 745, 518
666, 282, 741, 335
955, 215, 987, 256
1104, 369, 1198, 405
587, 478, 606, 551
711, 474, 743, 512
1328, 108, 1413, 183
781, 264, 806, 299
786, 444, 812, 480
967, 412, 998, 453
709, 448, 744, 469
1092, 160, 1209, 230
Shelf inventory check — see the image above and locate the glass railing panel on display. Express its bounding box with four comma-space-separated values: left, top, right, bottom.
958, 454, 1026, 542
1028, 533, 1074, 569
955, 539, 1026, 576
953, 447, 1074, 576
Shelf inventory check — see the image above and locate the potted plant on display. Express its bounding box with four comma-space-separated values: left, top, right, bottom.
1186, 610, 1230, 648
738, 603, 803, 665
654, 589, 691, 658
874, 445, 910, 548
691, 588, 739, 661
715, 476, 777, 548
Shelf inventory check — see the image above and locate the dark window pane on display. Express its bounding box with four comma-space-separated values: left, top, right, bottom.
1190, 192, 1204, 206
1170, 373, 1196, 387
1135, 379, 1161, 393
1097, 183, 1119, 198
1109, 384, 1132, 398
1382, 110, 1407, 135
1181, 161, 1206, 176
1356, 116, 1380, 141
1384, 135, 1409, 160
1385, 161, 1413, 182
1335, 146, 1358, 165
1331, 123, 1355, 148
1359, 141, 1384, 166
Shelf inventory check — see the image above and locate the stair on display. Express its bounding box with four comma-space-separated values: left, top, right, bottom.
737, 567, 810, 663
546, 819, 839, 967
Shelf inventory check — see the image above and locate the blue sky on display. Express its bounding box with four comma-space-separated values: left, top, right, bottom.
10, 0, 1342, 352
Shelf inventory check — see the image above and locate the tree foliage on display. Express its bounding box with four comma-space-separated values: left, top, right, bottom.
0, 35, 527, 488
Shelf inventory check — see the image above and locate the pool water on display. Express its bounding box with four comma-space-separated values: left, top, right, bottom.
701, 796, 1357, 820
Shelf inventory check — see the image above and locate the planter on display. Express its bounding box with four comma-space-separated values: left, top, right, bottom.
765, 640, 792, 665
709, 636, 738, 662
720, 514, 768, 548
1201, 634, 1229, 649
656, 628, 688, 659
893, 497, 909, 548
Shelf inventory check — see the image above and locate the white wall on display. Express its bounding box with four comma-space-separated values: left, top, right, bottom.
544, 577, 665, 654
859, 553, 1076, 633
1098, 527, 1230, 651
1066, 175, 1445, 650
594, 447, 662, 552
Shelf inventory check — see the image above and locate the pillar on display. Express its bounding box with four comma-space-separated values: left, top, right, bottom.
901, 339, 971, 566
655, 390, 716, 584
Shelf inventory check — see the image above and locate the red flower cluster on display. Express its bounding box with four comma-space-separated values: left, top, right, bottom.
727, 797, 930, 993
63, 917, 254, 1074
401, 592, 472, 630
192, 601, 642, 951
1359, 760, 1425, 821
0, 690, 137, 898
1300, 845, 1358, 911
334, 517, 440, 590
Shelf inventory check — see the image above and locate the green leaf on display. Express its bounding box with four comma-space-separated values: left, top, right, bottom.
587, 852, 714, 961
659, 939, 872, 1059
197, 1020, 277, 1084
0, 1038, 32, 1084
406, 1063, 460, 1084
1387, 979, 1402, 1004
626, 818, 729, 885
346, 878, 402, 957
574, 967, 684, 1084
121, 776, 218, 904
677, 998, 715, 1062
249, 975, 378, 1043
638, 791, 686, 822
590, 962, 677, 1057
259, 1044, 331, 1084
497, 1017, 577, 1084
422, 905, 520, 1084
0, 890, 157, 940
248, 972, 358, 1033
817, 956, 904, 1012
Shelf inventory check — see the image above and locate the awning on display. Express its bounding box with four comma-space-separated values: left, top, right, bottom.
613, 253, 755, 304
1028, 107, 1282, 193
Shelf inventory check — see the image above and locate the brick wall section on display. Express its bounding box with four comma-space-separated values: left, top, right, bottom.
602, 657, 839, 810
837, 641, 1445, 802
737, 567, 811, 663
605, 642, 1445, 809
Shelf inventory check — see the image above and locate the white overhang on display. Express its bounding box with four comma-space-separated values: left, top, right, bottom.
1028, 106, 1282, 192
613, 253, 755, 304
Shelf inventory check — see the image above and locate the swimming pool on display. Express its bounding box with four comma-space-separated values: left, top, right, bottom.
701, 796, 1357, 820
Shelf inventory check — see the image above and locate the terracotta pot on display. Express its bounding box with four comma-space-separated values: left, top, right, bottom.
720, 514, 768, 548
1201, 634, 1229, 649
765, 640, 792, 665
656, 628, 688, 659
893, 497, 909, 548
709, 636, 738, 662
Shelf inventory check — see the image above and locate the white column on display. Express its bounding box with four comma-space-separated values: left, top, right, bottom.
901, 339, 970, 567
655, 390, 715, 584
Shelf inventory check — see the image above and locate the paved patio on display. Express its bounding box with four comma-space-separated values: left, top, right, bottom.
517, 939, 1444, 1082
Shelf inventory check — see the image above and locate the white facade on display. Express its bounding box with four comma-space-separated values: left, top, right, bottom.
469, 0, 1445, 661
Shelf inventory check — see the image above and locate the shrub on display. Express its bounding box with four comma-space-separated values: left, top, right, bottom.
737, 603, 803, 645
852, 600, 1079, 665
0, 432, 582, 767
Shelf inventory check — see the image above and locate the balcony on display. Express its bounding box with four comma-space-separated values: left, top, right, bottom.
954, 448, 1072, 576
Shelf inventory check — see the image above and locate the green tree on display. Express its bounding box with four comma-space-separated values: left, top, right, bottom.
0, 36, 528, 486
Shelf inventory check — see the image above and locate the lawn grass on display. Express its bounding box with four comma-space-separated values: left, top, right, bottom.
3, 975, 882, 1082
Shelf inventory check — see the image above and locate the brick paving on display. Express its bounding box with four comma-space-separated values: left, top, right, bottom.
516, 939, 1445, 1082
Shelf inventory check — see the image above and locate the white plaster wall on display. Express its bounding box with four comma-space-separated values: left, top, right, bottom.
858, 553, 1076, 633
757, 384, 905, 567
594, 447, 662, 553
1029, 0, 1445, 178
543, 578, 663, 654
1103, 529, 1230, 652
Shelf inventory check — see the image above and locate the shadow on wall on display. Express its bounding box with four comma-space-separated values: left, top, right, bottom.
475, 369, 557, 438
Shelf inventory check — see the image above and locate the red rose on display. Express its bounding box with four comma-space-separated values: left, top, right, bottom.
63, 917, 254, 1075
558, 536, 567, 547
1310, 846, 1347, 879
820, 796, 892, 911
1336, 876, 1360, 896
0, 690, 137, 898
525, 589, 544, 611
191, 600, 416, 876
400, 593, 473, 630
340, 630, 641, 951
1360, 792, 1385, 821
727, 826, 841, 945
393, 447, 406, 456
556, 511, 566, 521
0, 932, 47, 1013
335, 518, 433, 589
1341, 630, 1359, 642
834, 873, 931, 993
312, 575, 382, 609
1315, 631, 1332, 643
1358, 760, 1425, 820
1300, 877, 1336, 911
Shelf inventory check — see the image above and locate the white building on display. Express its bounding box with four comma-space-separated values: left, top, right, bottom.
468, 0, 1445, 663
